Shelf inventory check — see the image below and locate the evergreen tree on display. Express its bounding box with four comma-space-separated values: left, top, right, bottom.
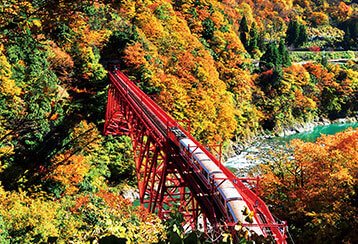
239, 16, 249, 49
342, 27, 351, 49
173, 0, 184, 10
260, 42, 281, 70
285, 20, 300, 47
297, 24, 308, 47
286, 20, 308, 48
202, 18, 215, 40
320, 55, 328, 67
257, 32, 266, 52
248, 22, 259, 54
339, 19, 357, 49
272, 66, 283, 89
239, 15, 249, 33
278, 39, 291, 67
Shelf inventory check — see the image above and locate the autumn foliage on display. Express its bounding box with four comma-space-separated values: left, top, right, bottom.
259, 129, 358, 242
0, 0, 357, 242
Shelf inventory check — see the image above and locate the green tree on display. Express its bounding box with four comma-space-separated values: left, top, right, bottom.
101, 25, 138, 59
285, 20, 308, 48
202, 18, 215, 40
0, 214, 9, 244
339, 18, 357, 49
257, 32, 266, 52
297, 24, 308, 46
320, 55, 328, 67
239, 15, 249, 33
278, 39, 291, 67
260, 42, 281, 70
239, 16, 249, 49
247, 22, 259, 55
285, 20, 300, 47
342, 27, 352, 49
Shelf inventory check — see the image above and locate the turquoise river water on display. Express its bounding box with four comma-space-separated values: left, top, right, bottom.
277, 121, 358, 143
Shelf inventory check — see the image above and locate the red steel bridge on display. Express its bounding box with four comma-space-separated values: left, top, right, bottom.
104, 68, 287, 243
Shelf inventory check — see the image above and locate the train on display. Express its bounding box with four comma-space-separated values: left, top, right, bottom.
169, 127, 264, 236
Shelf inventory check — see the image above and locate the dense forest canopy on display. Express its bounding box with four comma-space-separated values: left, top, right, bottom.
0, 0, 357, 243
258, 129, 357, 243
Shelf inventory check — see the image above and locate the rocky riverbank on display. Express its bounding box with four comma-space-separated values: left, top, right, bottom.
224, 116, 358, 176
277, 116, 358, 137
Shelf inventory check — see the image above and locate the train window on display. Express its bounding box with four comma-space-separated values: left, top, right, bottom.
226, 204, 234, 221
200, 159, 211, 162
226, 197, 242, 201
218, 193, 225, 210
170, 127, 186, 139
210, 171, 223, 177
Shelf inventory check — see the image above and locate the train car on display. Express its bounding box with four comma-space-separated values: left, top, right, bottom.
171, 127, 264, 236
214, 175, 264, 235
179, 138, 223, 182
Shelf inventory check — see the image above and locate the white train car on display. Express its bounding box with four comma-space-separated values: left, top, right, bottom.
179, 138, 222, 181
213, 172, 264, 235
178, 136, 264, 236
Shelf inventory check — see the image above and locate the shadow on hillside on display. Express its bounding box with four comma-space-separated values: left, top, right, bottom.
0, 112, 82, 191
0, 83, 109, 192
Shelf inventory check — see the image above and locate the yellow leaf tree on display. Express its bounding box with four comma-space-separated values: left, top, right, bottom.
259, 129, 357, 242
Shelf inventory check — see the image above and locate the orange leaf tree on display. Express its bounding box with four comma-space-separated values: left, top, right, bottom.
259, 129, 357, 242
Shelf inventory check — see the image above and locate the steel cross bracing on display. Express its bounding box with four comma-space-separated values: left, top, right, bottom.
104, 69, 287, 243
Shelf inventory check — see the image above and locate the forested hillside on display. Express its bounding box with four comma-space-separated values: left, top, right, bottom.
0, 0, 357, 243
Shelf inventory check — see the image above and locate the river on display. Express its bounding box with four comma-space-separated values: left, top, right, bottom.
224, 122, 358, 176
276, 121, 358, 142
